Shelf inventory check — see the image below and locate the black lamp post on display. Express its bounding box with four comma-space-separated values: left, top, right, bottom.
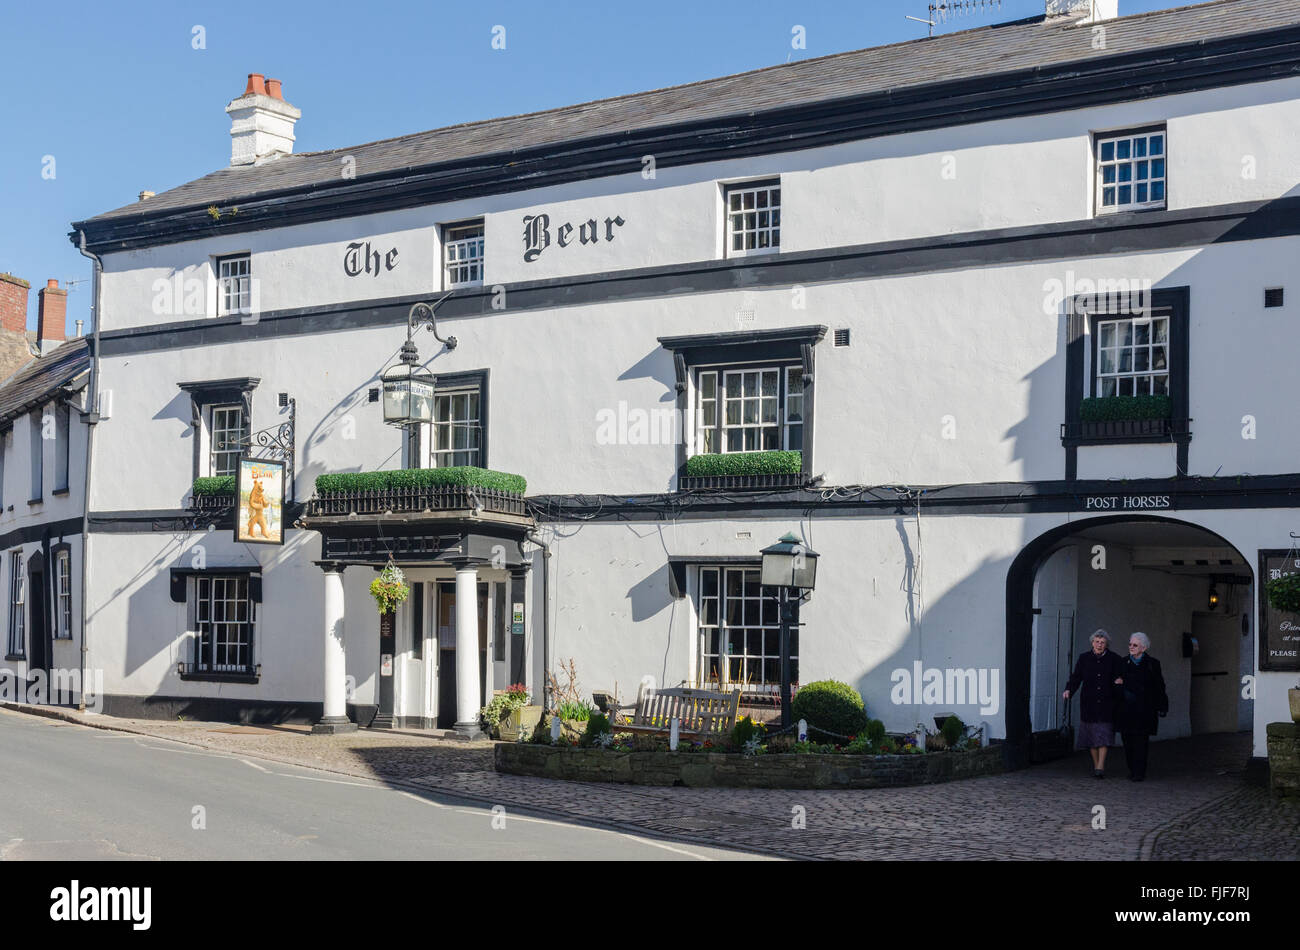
381, 297, 458, 428
760, 532, 818, 728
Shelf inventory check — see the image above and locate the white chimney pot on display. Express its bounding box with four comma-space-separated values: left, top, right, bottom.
226, 80, 301, 166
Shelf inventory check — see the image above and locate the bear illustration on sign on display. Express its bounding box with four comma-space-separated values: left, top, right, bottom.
246, 477, 270, 539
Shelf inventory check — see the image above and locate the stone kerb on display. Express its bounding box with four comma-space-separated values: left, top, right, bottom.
495, 742, 1006, 789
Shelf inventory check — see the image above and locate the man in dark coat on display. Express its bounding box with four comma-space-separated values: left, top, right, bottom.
1116, 631, 1169, 781
1063, 629, 1126, 778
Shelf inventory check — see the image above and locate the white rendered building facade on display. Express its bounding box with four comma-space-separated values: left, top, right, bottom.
66, 0, 1300, 762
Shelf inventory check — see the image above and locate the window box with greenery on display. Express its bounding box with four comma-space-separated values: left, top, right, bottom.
681, 450, 803, 490
191, 475, 236, 510
1061, 291, 1190, 476
307, 466, 527, 517
1066, 392, 1180, 439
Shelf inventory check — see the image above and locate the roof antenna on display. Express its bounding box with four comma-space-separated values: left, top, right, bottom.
908, 0, 1002, 37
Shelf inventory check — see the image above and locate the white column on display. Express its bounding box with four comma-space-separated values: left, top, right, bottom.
313, 563, 356, 734
454, 564, 483, 736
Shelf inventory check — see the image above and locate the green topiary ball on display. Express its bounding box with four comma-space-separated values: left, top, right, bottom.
941, 714, 965, 747
580, 712, 611, 747
790, 680, 868, 740
865, 718, 886, 743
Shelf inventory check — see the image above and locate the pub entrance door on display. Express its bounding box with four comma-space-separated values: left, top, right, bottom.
436, 582, 489, 729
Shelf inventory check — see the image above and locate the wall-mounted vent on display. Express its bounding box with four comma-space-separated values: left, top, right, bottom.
834, 328, 851, 346
368, 388, 380, 403
1265, 287, 1284, 308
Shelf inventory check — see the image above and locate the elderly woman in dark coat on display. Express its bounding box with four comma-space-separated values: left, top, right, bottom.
1063, 629, 1125, 778
1116, 631, 1169, 782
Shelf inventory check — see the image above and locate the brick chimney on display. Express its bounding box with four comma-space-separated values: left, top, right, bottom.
226, 73, 301, 166
0, 273, 30, 335
1047, 0, 1118, 20
37, 279, 66, 350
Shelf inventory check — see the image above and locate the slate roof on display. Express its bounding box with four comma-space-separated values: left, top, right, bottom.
82, 0, 1300, 224
0, 338, 89, 428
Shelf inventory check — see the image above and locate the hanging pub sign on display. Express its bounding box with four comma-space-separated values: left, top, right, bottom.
235, 458, 285, 546
1258, 549, 1300, 671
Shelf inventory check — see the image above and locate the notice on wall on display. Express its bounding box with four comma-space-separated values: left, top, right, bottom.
512, 603, 524, 636
235, 458, 284, 545
1259, 550, 1300, 671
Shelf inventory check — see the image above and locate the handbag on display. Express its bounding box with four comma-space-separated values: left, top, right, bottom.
1059, 695, 1074, 745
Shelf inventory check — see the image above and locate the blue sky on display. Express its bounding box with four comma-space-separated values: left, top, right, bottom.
0, 0, 1194, 332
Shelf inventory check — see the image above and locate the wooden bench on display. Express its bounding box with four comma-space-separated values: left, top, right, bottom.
611, 686, 741, 740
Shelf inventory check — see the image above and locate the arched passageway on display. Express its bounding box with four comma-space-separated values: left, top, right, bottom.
1006, 515, 1253, 769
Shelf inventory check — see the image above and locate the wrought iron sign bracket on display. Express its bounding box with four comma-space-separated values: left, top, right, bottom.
238, 395, 296, 503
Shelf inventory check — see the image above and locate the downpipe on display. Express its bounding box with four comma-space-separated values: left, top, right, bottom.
75, 231, 103, 713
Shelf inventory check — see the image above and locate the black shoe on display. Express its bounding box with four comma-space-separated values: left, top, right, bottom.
1093, 769, 1104, 779
1128, 774, 1138, 781
1133, 775, 1145, 782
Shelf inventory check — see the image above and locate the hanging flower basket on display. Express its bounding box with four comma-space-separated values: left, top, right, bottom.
370, 563, 410, 615
1266, 573, 1300, 615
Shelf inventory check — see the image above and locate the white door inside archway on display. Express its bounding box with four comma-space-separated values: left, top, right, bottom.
1030, 545, 1078, 732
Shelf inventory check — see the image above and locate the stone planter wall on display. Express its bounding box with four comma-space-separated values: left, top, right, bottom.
1266, 721, 1300, 802
495, 741, 1005, 789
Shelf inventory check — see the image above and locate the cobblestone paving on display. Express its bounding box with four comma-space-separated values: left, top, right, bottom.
7, 705, 1293, 860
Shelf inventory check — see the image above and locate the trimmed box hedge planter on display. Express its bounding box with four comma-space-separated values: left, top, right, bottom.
680, 450, 804, 491
307, 466, 528, 518
315, 466, 526, 495
495, 741, 1004, 789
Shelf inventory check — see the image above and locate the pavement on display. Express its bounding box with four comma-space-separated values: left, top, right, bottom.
3, 702, 1296, 860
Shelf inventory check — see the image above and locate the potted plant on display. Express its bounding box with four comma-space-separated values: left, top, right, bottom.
497, 684, 542, 741
369, 562, 409, 615
556, 699, 593, 740
546, 659, 594, 739
1266, 573, 1300, 615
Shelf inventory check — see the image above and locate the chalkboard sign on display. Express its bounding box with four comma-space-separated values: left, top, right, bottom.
1258, 550, 1300, 671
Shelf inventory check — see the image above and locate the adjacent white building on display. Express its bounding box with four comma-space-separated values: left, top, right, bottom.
0, 340, 91, 704
23, 0, 1300, 765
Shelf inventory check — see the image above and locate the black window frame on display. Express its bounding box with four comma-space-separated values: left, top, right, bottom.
692, 362, 804, 456
171, 567, 263, 682
51, 543, 73, 641
1062, 286, 1190, 478
215, 253, 253, 317
722, 178, 782, 258
28, 409, 42, 504
441, 219, 486, 290
5, 550, 24, 660
52, 402, 71, 494
177, 378, 259, 485
427, 369, 489, 470
658, 326, 824, 488
1093, 123, 1167, 215
0, 425, 9, 511
694, 563, 795, 696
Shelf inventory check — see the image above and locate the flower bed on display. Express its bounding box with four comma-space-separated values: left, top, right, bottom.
495, 741, 1005, 789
